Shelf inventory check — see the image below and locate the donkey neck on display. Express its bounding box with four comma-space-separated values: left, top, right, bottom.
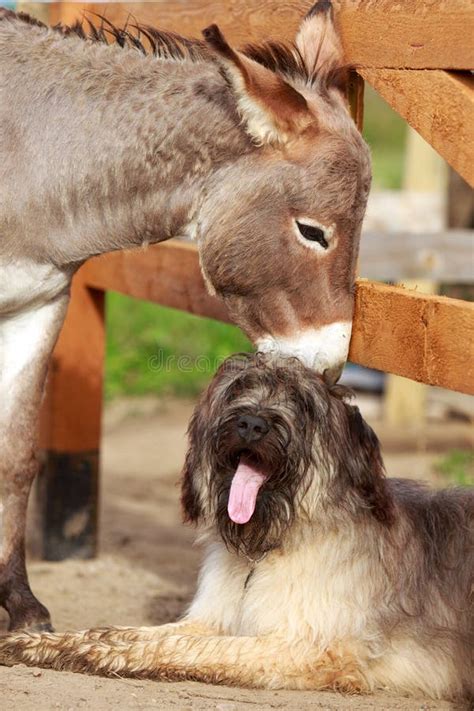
0, 25, 253, 265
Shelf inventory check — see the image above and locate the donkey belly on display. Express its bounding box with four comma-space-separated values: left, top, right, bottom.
0, 258, 71, 426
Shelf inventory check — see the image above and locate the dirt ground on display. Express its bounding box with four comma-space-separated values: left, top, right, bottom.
1, 397, 471, 711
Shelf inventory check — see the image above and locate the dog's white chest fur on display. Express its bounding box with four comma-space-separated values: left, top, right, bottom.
189, 533, 378, 646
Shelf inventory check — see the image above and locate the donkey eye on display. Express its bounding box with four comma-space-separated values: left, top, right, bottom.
296, 221, 329, 249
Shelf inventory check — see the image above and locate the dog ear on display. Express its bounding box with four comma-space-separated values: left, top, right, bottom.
180, 404, 206, 523
340, 405, 394, 525
181, 420, 202, 523
181, 359, 241, 523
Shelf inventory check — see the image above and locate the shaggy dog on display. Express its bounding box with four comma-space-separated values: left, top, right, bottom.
0, 354, 472, 702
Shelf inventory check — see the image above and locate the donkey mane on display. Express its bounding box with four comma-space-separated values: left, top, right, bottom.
0, 8, 211, 62
1, 8, 344, 89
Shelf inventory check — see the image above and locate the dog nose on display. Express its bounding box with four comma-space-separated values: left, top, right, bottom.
236, 415, 269, 443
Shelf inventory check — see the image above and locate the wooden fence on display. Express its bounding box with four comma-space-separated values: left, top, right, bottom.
30, 1, 473, 560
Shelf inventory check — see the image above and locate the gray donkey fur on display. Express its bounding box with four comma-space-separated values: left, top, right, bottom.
0, 2, 370, 631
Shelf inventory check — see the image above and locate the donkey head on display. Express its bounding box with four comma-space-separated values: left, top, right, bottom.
198, 1, 371, 383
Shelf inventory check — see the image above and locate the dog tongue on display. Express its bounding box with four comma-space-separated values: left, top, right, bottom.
228, 461, 266, 524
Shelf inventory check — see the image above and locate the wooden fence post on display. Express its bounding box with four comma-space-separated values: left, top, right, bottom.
384, 129, 447, 428
36, 272, 105, 560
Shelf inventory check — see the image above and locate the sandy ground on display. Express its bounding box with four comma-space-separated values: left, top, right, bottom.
1, 397, 471, 711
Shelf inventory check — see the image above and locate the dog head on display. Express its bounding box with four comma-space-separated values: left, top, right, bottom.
181, 353, 393, 557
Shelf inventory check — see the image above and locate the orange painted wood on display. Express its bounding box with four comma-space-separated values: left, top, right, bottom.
361, 69, 474, 187
37, 273, 104, 558
82, 243, 474, 395
82, 241, 229, 324
335, 0, 474, 71
39, 272, 105, 452
50, 1, 474, 70
351, 281, 474, 396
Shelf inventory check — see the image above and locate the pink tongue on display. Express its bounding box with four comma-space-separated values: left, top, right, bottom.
228, 461, 266, 524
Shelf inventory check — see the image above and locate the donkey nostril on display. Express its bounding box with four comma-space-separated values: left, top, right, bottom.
323, 364, 344, 385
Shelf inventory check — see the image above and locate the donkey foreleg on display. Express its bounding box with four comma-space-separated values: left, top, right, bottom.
0, 296, 68, 631
0, 628, 369, 692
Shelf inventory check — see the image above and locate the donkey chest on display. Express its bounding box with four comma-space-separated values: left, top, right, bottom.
0, 259, 70, 313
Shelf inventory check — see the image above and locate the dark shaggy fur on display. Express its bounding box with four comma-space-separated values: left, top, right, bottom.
183, 354, 400, 558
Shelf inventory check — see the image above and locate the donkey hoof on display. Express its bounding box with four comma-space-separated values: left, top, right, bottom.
5, 598, 54, 633
8, 618, 55, 634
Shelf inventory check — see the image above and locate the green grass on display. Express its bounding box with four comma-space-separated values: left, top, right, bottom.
435, 450, 474, 487
105, 293, 251, 399
105, 90, 406, 399
363, 86, 407, 190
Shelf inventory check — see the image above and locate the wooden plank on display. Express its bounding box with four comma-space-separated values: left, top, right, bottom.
383, 281, 436, 429
39, 273, 105, 452
335, 1, 474, 71
359, 230, 474, 282
382, 132, 444, 429
360, 69, 474, 187
82, 240, 230, 324
50, 2, 474, 70
16, 2, 51, 23
351, 281, 474, 396
81, 242, 474, 394
37, 272, 105, 560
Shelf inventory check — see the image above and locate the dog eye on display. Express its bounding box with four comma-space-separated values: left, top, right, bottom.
296, 221, 329, 249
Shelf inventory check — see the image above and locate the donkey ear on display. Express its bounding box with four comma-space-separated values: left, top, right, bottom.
203, 24, 314, 144
295, 1, 344, 84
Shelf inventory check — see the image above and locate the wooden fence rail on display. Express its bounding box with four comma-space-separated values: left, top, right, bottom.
358, 230, 474, 282
360, 69, 474, 186
79, 242, 474, 396
30, 0, 474, 560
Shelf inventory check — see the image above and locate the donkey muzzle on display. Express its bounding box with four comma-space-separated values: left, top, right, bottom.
256, 321, 351, 383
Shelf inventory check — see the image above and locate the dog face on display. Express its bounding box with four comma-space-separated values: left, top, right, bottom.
182, 354, 392, 557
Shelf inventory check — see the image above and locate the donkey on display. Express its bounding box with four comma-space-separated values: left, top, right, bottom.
0, 2, 371, 632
